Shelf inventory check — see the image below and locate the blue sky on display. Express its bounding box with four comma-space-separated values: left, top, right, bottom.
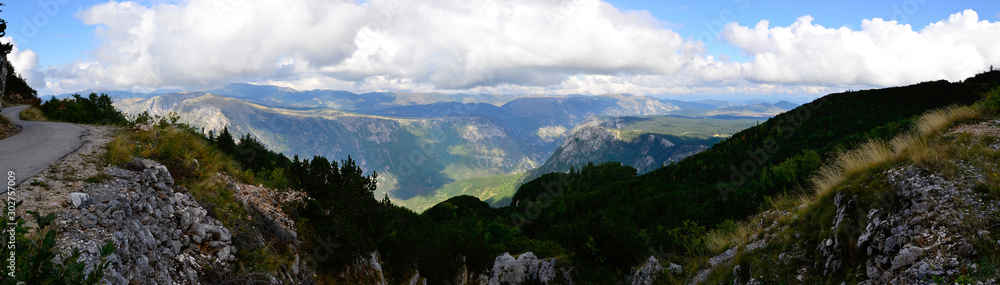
2, 0, 1000, 98
611, 0, 1000, 61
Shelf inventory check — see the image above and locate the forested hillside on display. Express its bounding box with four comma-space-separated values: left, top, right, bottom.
205, 71, 1000, 283
28, 71, 999, 284
499, 71, 997, 281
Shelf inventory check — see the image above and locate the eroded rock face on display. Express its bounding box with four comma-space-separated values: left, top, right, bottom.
481, 252, 568, 285
818, 192, 855, 275
56, 158, 235, 284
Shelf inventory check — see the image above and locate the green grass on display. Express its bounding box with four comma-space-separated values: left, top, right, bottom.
441, 162, 510, 181
396, 172, 525, 212
84, 173, 112, 184
613, 115, 759, 140
447, 144, 470, 156
103, 124, 295, 281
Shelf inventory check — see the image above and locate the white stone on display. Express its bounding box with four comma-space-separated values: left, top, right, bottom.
69, 192, 90, 208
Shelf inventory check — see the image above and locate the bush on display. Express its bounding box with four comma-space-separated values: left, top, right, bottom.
984, 88, 1000, 115
39, 93, 128, 125
18, 106, 47, 121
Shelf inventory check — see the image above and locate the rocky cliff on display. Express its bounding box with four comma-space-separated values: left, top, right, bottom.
55, 159, 236, 284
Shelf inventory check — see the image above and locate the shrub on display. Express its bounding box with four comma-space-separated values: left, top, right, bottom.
984, 88, 1000, 115
17, 106, 47, 121
38, 93, 128, 125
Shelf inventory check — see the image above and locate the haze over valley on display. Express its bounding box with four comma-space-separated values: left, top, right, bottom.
4, 0, 1000, 284
112, 85, 781, 210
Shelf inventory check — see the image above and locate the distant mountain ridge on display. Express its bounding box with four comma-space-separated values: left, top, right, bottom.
112, 86, 796, 211
525, 115, 759, 180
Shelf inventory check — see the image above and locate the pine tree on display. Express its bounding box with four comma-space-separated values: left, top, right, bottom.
216, 126, 237, 156
0, 3, 10, 55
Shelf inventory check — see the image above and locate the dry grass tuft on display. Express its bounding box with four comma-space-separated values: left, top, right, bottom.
705, 219, 764, 254
915, 105, 979, 137
19, 106, 48, 121
812, 105, 981, 198
812, 140, 895, 197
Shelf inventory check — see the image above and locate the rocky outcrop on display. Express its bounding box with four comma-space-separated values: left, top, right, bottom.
817, 192, 855, 275
481, 252, 570, 285
486, 252, 555, 284
688, 163, 1000, 285
630, 256, 663, 285
857, 166, 997, 284
56, 158, 235, 284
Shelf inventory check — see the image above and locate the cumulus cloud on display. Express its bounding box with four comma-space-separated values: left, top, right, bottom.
35, 1, 1000, 97
53, 0, 368, 90
1, 38, 46, 89
45, 0, 696, 93
723, 10, 1000, 86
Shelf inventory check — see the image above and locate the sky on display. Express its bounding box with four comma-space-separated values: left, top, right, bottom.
2, 0, 1000, 100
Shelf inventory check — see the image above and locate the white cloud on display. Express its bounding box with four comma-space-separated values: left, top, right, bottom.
1, 37, 45, 89
36, 1, 1000, 97
723, 10, 1000, 86
45, 0, 697, 94
51, 0, 368, 90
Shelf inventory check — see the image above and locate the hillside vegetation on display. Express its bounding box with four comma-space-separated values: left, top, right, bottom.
21, 71, 1000, 284
396, 172, 524, 212
100, 115, 560, 283
495, 71, 999, 281
688, 90, 1000, 284
526, 115, 756, 180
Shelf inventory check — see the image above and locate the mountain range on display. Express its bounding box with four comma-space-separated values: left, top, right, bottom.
112, 84, 796, 211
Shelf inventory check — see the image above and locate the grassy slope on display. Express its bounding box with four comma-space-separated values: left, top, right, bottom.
614, 116, 759, 140
689, 103, 1000, 284
396, 172, 525, 212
